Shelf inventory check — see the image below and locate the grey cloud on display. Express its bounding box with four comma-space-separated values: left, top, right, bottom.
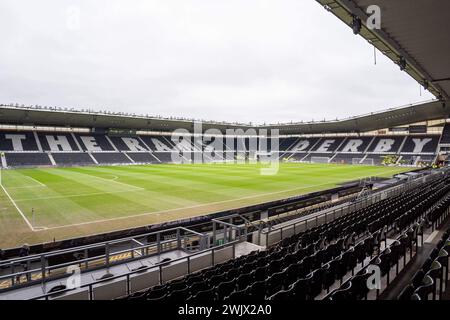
0, 0, 434, 124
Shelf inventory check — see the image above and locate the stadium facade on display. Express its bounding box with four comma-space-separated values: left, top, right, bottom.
0, 100, 449, 168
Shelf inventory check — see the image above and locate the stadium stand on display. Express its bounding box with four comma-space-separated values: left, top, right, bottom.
366, 136, 405, 154
51, 153, 95, 166
337, 137, 374, 153
126, 152, 159, 163
37, 133, 81, 152
108, 136, 149, 152
115, 173, 450, 301
400, 136, 439, 154
440, 123, 450, 145
0, 131, 40, 151
0, 130, 445, 167
75, 133, 116, 151
310, 137, 347, 153
397, 225, 450, 300
152, 152, 177, 163
4, 153, 52, 167
91, 152, 132, 164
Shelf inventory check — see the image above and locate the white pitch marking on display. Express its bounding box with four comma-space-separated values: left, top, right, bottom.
25, 175, 46, 187
7, 185, 46, 190
68, 170, 144, 191
13, 189, 145, 202
25, 166, 405, 232
28, 177, 365, 231
0, 169, 35, 231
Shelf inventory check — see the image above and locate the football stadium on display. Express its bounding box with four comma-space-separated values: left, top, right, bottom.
1, 0, 450, 307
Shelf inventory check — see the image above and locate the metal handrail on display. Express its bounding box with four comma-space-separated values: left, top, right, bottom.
29, 239, 242, 300
0, 226, 204, 267
0, 227, 207, 291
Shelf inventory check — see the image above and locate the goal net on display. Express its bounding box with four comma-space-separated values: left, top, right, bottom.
353, 158, 374, 165
310, 156, 330, 164
254, 151, 277, 163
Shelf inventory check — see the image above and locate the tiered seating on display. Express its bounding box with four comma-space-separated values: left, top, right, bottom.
310, 137, 346, 153
290, 138, 321, 153
278, 138, 300, 151
75, 134, 115, 151
140, 136, 175, 152
127, 153, 159, 163
91, 152, 132, 164
366, 136, 405, 154
120, 175, 450, 301
38, 133, 81, 152
327, 177, 450, 300
0, 130, 443, 167
5, 153, 52, 167
52, 153, 95, 166
400, 136, 439, 154
0, 131, 39, 151
440, 123, 450, 144
108, 137, 149, 152
337, 137, 373, 153
397, 227, 450, 300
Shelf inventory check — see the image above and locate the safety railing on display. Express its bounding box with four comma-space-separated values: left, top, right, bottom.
0, 226, 207, 291
29, 239, 242, 300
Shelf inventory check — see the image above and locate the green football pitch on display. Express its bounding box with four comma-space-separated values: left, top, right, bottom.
0, 163, 410, 248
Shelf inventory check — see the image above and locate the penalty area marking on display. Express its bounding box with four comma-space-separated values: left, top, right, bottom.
66, 169, 144, 191
24, 175, 46, 187
13, 189, 145, 202
30, 179, 356, 232
22, 166, 405, 232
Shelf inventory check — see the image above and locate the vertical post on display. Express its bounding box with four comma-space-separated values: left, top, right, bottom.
126, 274, 130, 295
157, 233, 161, 254
223, 224, 227, 244
187, 256, 191, 275
229, 218, 233, 242
41, 255, 46, 287
84, 249, 89, 269
176, 229, 181, 250
105, 243, 110, 268
212, 221, 216, 246
232, 242, 236, 259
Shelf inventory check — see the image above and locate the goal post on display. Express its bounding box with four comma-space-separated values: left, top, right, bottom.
254, 151, 276, 162
353, 158, 374, 165
310, 156, 330, 164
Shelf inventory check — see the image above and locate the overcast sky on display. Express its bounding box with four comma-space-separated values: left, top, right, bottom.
0, 0, 434, 124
